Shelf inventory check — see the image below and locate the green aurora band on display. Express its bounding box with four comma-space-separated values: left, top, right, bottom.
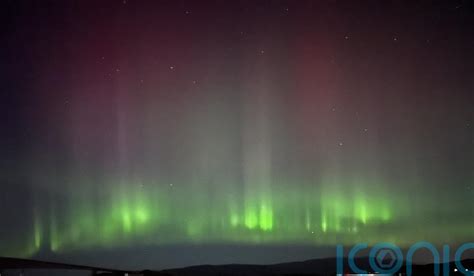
7, 173, 473, 258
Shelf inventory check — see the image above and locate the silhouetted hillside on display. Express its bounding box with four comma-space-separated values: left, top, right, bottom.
1, 256, 474, 275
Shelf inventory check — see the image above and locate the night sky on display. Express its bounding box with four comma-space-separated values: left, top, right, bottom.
1, 0, 473, 270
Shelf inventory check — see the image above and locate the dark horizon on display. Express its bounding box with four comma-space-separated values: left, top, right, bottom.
2, 253, 474, 275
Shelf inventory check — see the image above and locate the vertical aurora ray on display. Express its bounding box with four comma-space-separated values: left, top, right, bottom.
240, 52, 276, 235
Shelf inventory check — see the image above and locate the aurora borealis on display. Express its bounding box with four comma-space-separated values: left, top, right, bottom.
1, 0, 473, 269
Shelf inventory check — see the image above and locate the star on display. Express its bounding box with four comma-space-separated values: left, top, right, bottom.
338, 142, 344, 146
169, 66, 175, 70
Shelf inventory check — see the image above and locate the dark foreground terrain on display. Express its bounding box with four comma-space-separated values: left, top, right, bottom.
1, 256, 473, 275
